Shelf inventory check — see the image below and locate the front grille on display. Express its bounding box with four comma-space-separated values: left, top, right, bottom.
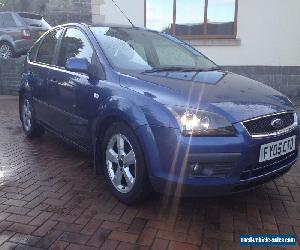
242, 112, 295, 136
240, 150, 297, 181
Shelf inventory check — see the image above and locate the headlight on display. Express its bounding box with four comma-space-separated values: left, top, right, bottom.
170, 108, 236, 136
294, 112, 298, 126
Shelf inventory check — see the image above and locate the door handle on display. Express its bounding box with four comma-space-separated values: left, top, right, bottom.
51, 78, 58, 83
48, 79, 58, 86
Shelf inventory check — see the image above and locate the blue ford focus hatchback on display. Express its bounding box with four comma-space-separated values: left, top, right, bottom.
19, 23, 299, 204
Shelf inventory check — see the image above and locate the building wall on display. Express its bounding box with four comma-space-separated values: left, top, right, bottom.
92, 0, 144, 26
196, 0, 300, 66
45, 0, 92, 26
91, 0, 105, 23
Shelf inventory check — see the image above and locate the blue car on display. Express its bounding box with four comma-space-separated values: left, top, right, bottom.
19, 23, 299, 204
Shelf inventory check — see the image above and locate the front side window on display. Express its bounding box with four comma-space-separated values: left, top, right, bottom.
28, 39, 42, 62
145, 0, 237, 38
91, 27, 216, 72
36, 29, 62, 65
57, 28, 96, 68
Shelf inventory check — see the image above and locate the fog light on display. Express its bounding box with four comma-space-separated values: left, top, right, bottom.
190, 163, 203, 176
190, 162, 233, 178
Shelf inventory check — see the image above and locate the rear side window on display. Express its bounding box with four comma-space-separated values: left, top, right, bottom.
0, 13, 17, 28
18, 12, 51, 29
57, 28, 95, 67
36, 29, 63, 65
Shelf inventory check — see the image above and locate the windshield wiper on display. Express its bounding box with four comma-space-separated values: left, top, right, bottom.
143, 66, 222, 73
143, 67, 206, 73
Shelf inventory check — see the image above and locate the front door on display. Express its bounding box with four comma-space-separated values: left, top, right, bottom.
48, 27, 103, 149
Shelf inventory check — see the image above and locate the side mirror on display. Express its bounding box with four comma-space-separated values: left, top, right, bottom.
65, 57, 91, 76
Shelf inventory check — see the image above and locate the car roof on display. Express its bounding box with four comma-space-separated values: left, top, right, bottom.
55, 22, 154, 34
89, 23, 134, 29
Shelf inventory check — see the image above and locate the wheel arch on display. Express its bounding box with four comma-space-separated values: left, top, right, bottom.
92, 96, 150, 175
95, 115, 132, 145
0, 38, 13, 46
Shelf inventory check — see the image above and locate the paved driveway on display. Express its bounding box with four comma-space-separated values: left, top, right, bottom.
0, 96, 299, 250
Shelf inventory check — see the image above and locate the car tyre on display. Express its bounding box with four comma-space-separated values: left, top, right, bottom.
102, 122, 151, 204
0, 42, 14, 59
20, 94, 45, 138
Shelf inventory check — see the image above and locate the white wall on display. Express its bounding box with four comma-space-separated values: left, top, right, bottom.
197, 0, 300, 66
92, 0, 144, 27
92, 0, 300, 66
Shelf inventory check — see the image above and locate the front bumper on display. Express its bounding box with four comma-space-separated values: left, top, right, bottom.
135, 123, 299, 197
150, 155, 296, 197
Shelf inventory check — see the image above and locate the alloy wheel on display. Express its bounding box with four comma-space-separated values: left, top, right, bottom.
0, 44, 12, 59
106, 133, 136, 193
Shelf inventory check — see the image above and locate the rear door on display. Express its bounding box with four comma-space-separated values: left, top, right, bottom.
31, 28, 64, 127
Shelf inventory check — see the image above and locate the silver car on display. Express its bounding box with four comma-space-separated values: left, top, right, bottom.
0, 12, 51, 59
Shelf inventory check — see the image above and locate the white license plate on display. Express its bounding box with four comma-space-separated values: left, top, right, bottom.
259, 136, 296, 163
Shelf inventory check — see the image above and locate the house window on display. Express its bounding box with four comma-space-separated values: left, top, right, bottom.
145, 0, 238, 39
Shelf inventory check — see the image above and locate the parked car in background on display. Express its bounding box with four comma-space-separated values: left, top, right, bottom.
0, 12, 51, 59
19, 23, 299, 204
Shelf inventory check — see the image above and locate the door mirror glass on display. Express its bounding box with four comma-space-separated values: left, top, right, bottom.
65, 57, 90, 75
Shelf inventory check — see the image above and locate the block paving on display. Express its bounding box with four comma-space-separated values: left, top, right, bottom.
0, 96, 299, 249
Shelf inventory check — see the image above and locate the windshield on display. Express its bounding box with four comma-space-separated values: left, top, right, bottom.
18, 13, 51, 29
91, 27, 217, 72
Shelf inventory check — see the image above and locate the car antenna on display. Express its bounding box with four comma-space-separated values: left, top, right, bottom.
110, 0, 136, 28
